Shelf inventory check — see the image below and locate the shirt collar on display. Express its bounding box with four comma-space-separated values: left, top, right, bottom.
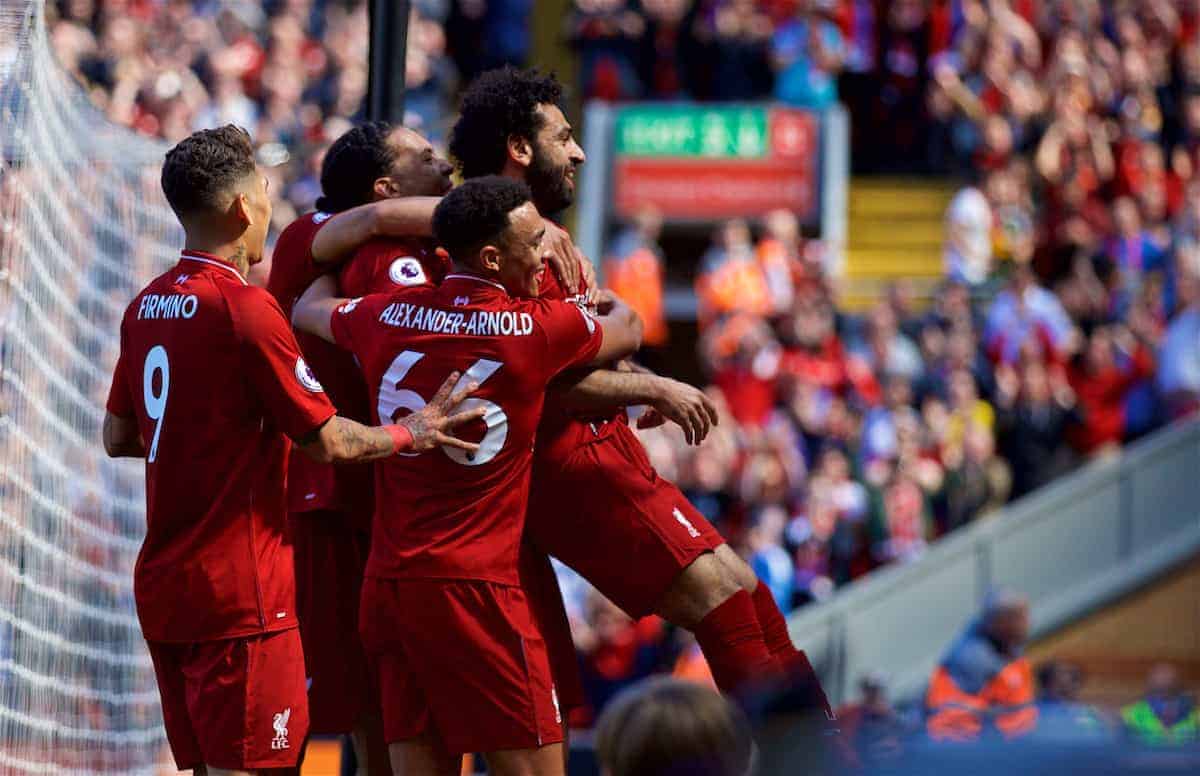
442, 273, 509, 296
180, 250, 248, 285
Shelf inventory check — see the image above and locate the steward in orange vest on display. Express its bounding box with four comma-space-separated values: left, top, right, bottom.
925, 593, 1038, 741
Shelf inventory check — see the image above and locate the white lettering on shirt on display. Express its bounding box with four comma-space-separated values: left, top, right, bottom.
137, 294, 199, 320
378, 303, 533, 337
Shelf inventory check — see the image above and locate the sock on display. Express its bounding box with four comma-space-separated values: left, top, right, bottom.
750, 582, 834, 719
692, 590, 779, 696
750, 581, 796, 661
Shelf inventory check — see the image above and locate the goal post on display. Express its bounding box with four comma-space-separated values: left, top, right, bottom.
0, 1, 177, 771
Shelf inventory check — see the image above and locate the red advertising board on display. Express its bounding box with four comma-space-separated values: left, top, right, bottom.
612, 107, 818, 222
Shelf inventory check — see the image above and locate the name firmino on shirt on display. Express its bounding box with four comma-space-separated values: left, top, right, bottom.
137, 293, 198, 320
378, 302, 534, 337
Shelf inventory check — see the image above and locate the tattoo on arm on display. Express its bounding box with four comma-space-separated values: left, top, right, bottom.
328, 417, 395, 461
300, 417, 394, 463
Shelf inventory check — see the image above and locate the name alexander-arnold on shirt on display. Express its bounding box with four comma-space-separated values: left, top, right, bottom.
376, 301, 534, 337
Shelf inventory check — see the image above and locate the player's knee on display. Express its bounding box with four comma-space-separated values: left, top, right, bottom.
484, 744, 565, 776
713, 543, 760, 595
657, 552, 742, 629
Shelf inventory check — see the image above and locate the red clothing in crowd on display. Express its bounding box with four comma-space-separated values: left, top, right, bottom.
1066, 345, 1154, 454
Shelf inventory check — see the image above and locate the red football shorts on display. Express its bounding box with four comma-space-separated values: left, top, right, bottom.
290, 509, 373, 734
528, 422, 725, 620
358, 577, 564, 755
519, 543, 585, 713
147, 628, 309, 771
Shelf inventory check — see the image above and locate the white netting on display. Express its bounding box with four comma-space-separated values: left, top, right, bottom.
0, 1, 178, 771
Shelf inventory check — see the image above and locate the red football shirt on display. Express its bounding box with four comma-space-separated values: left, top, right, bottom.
338, 236, 449, 297
268, 212, 374, 518
534, 225, 626, 462
329, 274, 603, 584
106, 251, 336, 642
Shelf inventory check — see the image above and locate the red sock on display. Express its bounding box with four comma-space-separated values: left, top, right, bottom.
692, 590, 779, 695
750, 581, 795, 660
750, 582, 834, 719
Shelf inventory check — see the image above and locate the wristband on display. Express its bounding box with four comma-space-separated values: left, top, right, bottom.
384, 424, 414, 454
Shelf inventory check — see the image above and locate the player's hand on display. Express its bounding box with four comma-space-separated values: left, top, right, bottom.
579, 250, 599, 305
543, 218, 581, 294
402, 372, 487, 453
648, 377, 720, 446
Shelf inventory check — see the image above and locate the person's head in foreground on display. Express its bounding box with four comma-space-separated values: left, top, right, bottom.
161, 124, 270, 270
450, 66, 584, 215
596, 677, 754, 776
431, 175, 549, 297
316, 120, 453, 213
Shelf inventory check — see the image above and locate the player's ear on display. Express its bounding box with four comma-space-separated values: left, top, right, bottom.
478, 244, 502, 274
232, 192, 252, 227
372, 176, 397, 200
506, 134, 533, 168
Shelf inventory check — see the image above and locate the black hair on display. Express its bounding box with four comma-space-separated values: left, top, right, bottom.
449, 67, 565, 179
316, 121, 398, 213
161, 125, 256, 220
432, 176, 532, 266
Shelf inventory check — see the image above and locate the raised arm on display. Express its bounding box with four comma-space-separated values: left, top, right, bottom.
291, 274, 344, 343
310, 198, 441, 263
298, 372, 485, 463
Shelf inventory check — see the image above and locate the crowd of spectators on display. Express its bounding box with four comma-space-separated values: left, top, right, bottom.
46, 0, 532, 238
597, 0, 1200, 627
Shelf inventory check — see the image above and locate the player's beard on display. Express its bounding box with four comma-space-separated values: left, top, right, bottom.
527, 144, 575, 216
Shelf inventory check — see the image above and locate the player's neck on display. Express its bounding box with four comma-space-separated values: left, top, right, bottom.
182, 236, 252, 277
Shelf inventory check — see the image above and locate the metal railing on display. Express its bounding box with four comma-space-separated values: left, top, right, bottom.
787, 419, 1200, 706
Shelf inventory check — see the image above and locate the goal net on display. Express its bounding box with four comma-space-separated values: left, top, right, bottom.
1, 1, 177, 771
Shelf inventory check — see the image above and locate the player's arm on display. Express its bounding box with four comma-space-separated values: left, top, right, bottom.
310, 197, 441, 263
550, 368, 719, 446
291, 274, 344, 343
296, 373, 485, 462
102, 412, 145, 458
587, 288, 643, 365
102, 341, 145, 458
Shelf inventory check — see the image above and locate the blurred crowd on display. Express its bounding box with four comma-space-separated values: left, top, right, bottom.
46, 0, 531, 236
599, 0, 1200, 616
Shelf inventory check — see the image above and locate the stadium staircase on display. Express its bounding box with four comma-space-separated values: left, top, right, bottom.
838, 177, 957, 312
785, 419, 1200, 707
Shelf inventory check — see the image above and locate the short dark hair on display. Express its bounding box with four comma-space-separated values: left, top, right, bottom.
596, 677, 753, 776
161, 125, 256, 220
449, 67, 565, 179
432, 176, 532, 265
316, 121, 398, 213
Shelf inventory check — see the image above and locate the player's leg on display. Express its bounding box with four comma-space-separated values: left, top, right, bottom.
482, 743, 566, 776
291, 512, 386, 774
388, 736, 462, 776
352, 715, 395, 776
528, 429, 777, 695
713, 542, 834, 717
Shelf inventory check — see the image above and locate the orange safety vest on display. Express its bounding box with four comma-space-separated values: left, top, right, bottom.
926, 657, 1038, 741
605, 247, 668, 347
696, 258, 772, 324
